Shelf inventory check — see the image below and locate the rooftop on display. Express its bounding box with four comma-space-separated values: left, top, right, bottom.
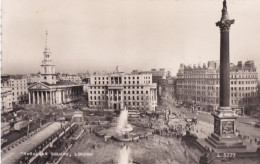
42, 80, 79, 86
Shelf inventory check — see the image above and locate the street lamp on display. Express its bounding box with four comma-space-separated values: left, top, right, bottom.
192, 100, 195, 112
27, 119, 33, 137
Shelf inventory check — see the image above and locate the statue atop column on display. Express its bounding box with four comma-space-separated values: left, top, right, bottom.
223, 0, 227, 9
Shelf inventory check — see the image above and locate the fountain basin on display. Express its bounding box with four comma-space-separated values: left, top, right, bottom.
116, 124, 134, 134
96, 126, 153, 142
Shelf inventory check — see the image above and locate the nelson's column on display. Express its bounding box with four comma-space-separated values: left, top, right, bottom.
205, 0, 246, 150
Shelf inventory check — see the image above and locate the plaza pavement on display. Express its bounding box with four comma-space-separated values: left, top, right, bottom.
1, 122, 62, 164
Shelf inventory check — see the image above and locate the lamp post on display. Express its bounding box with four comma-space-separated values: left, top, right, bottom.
27, 119, 33, 137
192, 100, 195, 112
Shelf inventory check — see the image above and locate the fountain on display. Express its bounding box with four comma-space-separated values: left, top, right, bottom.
96, 106, 152, 142
118, 146, 132, 164
117, 107, 133, 134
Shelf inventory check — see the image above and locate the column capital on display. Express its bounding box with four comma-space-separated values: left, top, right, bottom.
216, 19, 235, 32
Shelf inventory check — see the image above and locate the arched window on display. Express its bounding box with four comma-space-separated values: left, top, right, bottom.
44, 67, 47, 73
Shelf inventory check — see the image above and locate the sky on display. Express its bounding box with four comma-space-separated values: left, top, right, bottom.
1, 0, 260, 75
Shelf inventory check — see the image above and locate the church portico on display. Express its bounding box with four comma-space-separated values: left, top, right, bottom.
28, 82, 83, 105
29, 90, 56, 105
29, 83, 83, 105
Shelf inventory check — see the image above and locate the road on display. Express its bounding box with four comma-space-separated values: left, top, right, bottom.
160, 98, 260, 139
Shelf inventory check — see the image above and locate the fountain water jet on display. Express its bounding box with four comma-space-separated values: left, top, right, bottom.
116, 107, 133, 134
118, 145, 132, 164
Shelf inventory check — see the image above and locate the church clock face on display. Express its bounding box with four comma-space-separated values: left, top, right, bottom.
214, 119, 220, 135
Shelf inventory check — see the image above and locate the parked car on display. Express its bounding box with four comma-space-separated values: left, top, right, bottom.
14, 121, 28, 131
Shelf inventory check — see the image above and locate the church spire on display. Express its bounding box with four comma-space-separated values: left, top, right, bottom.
45, 30, 48, 51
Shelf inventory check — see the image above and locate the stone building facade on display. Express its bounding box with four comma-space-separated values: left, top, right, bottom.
56, 73, 82, 84
1, 87, 13, 114
88, 69, 157, 111
176, 60, 258, 112
133, 68, 172, 102
1, 75, 28, 104
159, 77, 175, 99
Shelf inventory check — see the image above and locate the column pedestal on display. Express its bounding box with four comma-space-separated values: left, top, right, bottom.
205, 107, 246, 149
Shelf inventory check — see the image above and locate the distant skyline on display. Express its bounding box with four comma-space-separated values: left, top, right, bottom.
2, 0, 260, 76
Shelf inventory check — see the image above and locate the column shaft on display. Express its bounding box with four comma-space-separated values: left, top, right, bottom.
32, 91, 35, 104
29, 92, 31, 104
50, 91, 53, 105
45, 91, 48, 104
37, 91, 40, 105
220, 30, 230, 107
53, 91, 55, 104
41, 91, 44, 104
